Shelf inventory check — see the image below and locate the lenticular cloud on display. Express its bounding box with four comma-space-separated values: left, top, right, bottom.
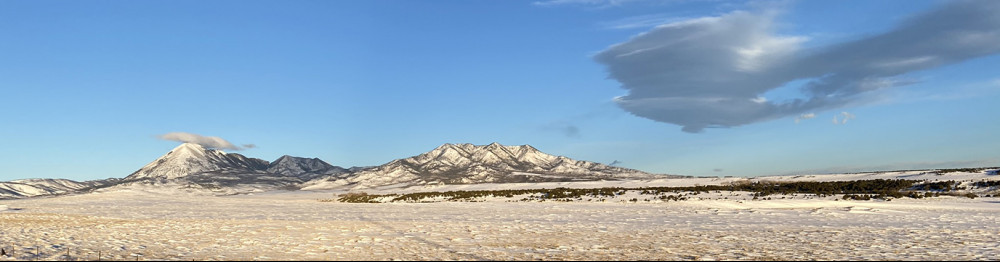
158, 132, 247, 151
595, 0, 1000, 133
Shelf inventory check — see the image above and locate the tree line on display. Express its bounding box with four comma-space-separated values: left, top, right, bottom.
334, 179, 989, 203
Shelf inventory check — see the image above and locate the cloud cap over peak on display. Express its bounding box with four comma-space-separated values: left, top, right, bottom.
158, 132, 250, 151
596, 0, 1000, 133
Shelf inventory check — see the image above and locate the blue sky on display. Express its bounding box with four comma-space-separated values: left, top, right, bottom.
2, 0, 999, 181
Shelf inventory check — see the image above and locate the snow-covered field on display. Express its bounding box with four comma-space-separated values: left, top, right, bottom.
2, 184, 1000, 261
314, 169, 1000, 195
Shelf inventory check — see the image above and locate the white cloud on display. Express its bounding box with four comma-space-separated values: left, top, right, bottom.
595, 0, 1000, 132
841, 112, 855, 124
158, 132, 249, 151
794, 113, 815, 124
875, 56, 937, 69
832, 112, 855, 125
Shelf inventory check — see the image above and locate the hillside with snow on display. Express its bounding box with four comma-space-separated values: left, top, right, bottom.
0, 178, 118, 199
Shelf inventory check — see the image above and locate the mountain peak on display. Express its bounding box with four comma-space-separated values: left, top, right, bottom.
433, 142, 523, 150
271, 155, 323, 165
176, 142, 204, 149
274, 155, 296, 161
172, 142, 207, 152
125, 143, 268, 181
435, 142, 474, 149
160, 143, 216, 161
266, 155, 347, 180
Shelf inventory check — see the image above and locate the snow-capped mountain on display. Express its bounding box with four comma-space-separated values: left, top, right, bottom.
116, 143, 360, 193
2, 142, 673, 197
125, 143, 269, 181
267, 155, 350, 181
302, 142, 666, 190
0, 178, 118, 199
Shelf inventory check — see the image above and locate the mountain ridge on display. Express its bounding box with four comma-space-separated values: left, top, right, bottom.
302, 142, 664, 190
1, 142, 671, 198
267, 155, 350, 181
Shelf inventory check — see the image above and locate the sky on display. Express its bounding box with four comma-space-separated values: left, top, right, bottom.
2, 0, 999, 181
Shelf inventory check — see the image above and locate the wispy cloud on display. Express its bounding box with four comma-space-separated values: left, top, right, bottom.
889, 78, 1000, 103
832, 112, 856, 125
541, 121, 582, 138
843, 112, 855, 123
794, 113, 815, 124
533, 0, 636, 7
594, 0, 1000, 132
599, 13, 690, 29
158, 132, 251, 151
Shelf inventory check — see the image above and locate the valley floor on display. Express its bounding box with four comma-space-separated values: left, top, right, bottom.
1, 189, 999, 260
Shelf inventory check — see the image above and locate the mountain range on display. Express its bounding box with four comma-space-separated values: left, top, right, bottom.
1, 142, 671, 199
302, 143, 658, 190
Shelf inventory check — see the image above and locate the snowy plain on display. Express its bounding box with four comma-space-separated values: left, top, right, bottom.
1, 170, 999, 260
